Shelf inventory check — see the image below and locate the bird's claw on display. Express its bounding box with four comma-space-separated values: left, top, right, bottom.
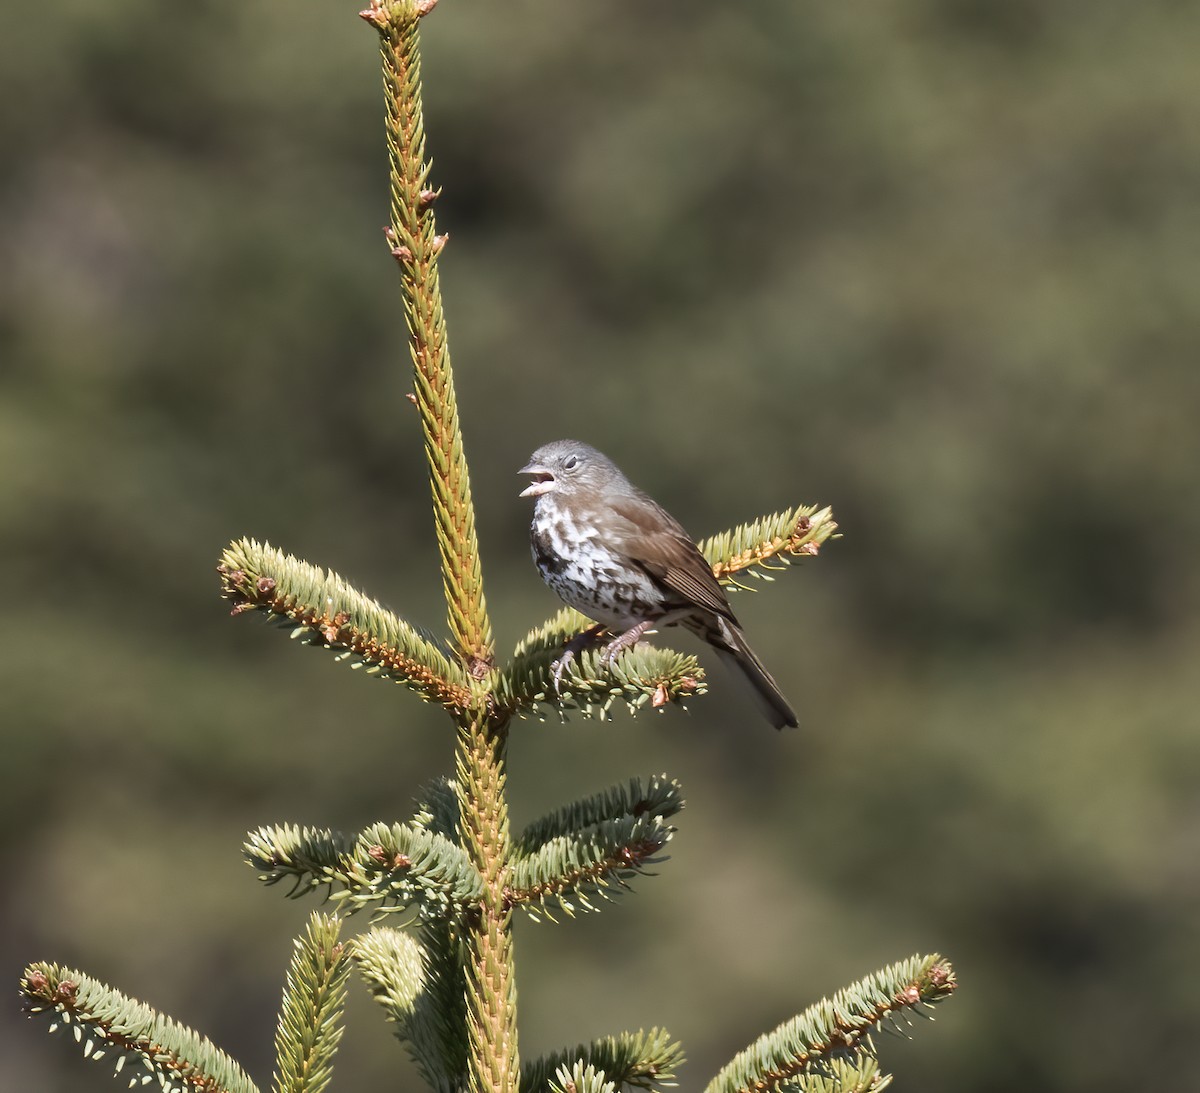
549, 621, 657, 695
599, 620, 656, 669
550, 649, 575, 694
550, 624, 606, 695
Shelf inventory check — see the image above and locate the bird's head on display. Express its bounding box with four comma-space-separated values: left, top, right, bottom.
518, 440, 620, 499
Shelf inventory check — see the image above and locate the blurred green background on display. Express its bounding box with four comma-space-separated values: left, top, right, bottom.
5, 2, 1198, 1090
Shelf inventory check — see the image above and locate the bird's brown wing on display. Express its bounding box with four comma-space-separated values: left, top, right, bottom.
606, 492, 737, 622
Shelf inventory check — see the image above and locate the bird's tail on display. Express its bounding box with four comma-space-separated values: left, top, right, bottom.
703, 616, 799, 730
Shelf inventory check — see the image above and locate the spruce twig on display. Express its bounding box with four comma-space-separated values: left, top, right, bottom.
244, 821, 484, 917
701, 505, 838, 584
219, 538, 470, 708
20, 963, 259, 1093
705, 955, 956, 1093
508, 813, 676, 921
516, 775, 684, 854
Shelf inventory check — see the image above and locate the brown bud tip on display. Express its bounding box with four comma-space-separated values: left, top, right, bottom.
929, 961, 954, 988
25, 970, 49, 994
797, 541, 820, 555
418, 187, 441, 209
358, 1, 387, 28
432, 232, 449, 254
897, 985, 921, 1005
795, 515, 812, 533
390, 243, 413, 262
651, 682, 669, 708
467, 654, 492, 681
367, 845, 412, 869
55, 980, 79, 1004
229, 601, 256, 616
677, 675, 698, 692
405, 392, 418, 405
256, 576, 276, 594
414, 0, 439, 15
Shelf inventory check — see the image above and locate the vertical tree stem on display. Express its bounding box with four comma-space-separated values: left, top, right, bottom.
368, 4, 516, 1091
374, 0, 493, 669
455, 717, 518, 1093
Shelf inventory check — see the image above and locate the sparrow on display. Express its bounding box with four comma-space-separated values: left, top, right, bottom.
519, 439, 798, 729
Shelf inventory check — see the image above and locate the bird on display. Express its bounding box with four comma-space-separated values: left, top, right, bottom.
519, 439, 798, 729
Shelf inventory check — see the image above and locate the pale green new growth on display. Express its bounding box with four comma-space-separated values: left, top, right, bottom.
522, 1028, 684, 1093
245, 821, 484, 916
353, 926, 464, 1093
794, 1055, 890, 1093
21, 962, 259, 1093
550, 1062, 618, 1093
411, 776, 462, 840
272, 913, 350, 1093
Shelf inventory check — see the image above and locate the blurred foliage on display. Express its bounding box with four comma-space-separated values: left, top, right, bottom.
4, 2, 1198, 1092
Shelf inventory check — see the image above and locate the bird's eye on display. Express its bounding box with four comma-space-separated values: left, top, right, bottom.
563, 455, 579, 471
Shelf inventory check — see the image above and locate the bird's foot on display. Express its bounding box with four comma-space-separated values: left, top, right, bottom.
550, 624, 606, 694
599, 620, 657, 668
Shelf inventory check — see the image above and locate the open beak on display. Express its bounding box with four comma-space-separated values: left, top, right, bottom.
519, 462, 554, 498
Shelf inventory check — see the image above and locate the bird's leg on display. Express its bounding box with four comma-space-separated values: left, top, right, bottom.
551, 623, 606, 693
599, 619, 657, 668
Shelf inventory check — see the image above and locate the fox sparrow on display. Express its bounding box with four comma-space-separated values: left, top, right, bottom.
519, 439, 798, 729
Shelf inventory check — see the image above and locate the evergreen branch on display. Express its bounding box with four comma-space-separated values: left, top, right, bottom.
20, 962, 258, 1093
549, 1062, 618, 1093
244, 821, 483, 917
353, 925, 466, 1093
704, 955, 956, 1093
363, 0, 493, 670
700, 505, 838, 586
508, 813, 676, 921
497, 609, 706, 720
516, 775, 684, 856
272, 913, 351, 1093
522, 1028, 684, 1093
218, 538, 471, 708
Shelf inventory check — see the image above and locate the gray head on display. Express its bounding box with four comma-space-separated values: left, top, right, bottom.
518, 440, 628, 499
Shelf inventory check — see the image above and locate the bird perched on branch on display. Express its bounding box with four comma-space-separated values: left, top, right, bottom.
519, 439, 798, 729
